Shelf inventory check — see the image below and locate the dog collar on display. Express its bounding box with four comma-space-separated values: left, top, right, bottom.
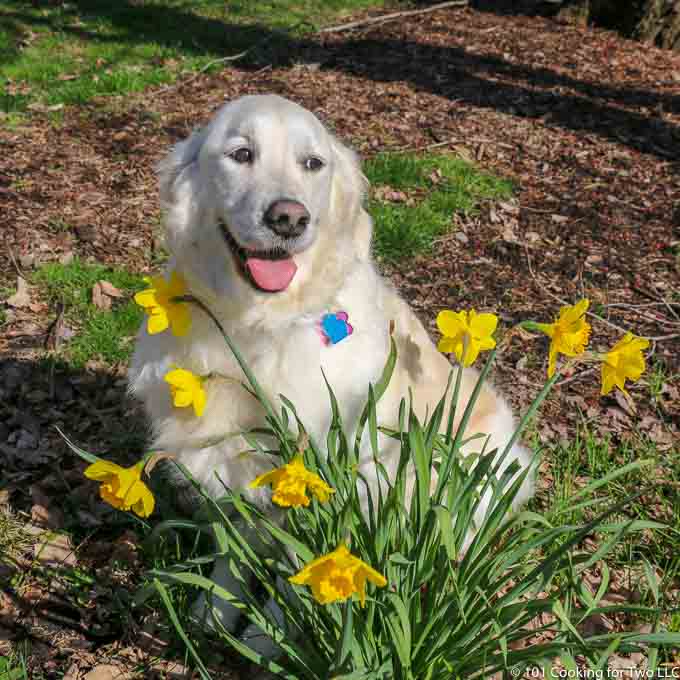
319, 311, 353, 346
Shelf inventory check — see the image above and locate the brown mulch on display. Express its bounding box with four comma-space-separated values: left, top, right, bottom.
1, 3, 679, 677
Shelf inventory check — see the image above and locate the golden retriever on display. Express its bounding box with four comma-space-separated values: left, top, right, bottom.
129, 94, 533, 656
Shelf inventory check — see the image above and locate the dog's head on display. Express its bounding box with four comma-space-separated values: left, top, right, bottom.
158, 95, 371, 308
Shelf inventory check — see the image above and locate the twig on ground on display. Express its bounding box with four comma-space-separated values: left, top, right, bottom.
600, 305, 680, 328
158, 50, 251, 94
633, 284, 680, 321
249, 64, 273, 79
603, 301, 680, 310
318, 0, 468, 34
524, 245, 680, 342
7, 245, 23, 278
646, 332, 680, 341
599, 301, 680, 330
394, 138, 457, 154
555, 367, 598, 388
158, 27, 283, 95
392, 135, 515, 155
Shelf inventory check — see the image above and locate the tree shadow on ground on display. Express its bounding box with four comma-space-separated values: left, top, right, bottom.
320, 35, 680, 160
3, 0, 679, 160
470, 0, 562, 17
0, 0, 281, 64
0, 349, 274, 678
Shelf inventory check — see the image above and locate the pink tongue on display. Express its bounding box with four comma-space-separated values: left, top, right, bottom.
246, 257, 297, 292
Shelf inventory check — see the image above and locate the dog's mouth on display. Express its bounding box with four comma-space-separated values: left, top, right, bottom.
219, 221, 298, 293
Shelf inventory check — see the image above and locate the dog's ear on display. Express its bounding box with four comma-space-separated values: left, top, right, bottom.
330, 137, 372, 261
157, 127, 207, 209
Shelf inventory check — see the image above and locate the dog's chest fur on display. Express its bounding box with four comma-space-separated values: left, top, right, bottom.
129, 272, 393, 501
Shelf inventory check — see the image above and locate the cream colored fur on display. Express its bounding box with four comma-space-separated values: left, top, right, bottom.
129, 95, 533, 655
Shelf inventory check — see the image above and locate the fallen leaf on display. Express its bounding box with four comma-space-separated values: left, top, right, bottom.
83, 666, 131, 680
26, 102, 63, 113
63, 664, 81, 680
501, 224, 519, 243
91, 282, 111, 310
34, 533, 77, 567
31, 504, 65, 530
98, 280, 124, 298
92, 280, 124, 310
614, 389, 637, 417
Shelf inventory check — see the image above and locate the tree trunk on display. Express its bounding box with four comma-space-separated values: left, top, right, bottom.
635, 0, 680, 50
557, 0, 643, 33
556, 0, 590, 26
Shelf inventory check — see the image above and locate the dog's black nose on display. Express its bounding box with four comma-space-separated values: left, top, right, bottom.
264, 200, 310, 238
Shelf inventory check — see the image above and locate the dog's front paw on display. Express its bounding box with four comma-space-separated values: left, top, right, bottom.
190, 591, 242, 634
241, 620, 282, 659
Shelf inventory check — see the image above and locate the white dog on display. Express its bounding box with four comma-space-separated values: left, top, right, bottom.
129, 94, 533, 656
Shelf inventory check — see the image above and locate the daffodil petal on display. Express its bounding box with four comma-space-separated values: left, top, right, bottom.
357, 562, 388, 588
562, 298, 590, 323
84, 460, 125, 481
192, 388, 207, 417
100, 483, 125, 510
289, 545, 385, 606
469, 311, 498, 338
147, 311, 169, 335
134, 289, 157, 308
437, 337, 458, 354
167, 271, 188, 297
169, 306, 191, 337
436, 310, 465, 338
248, 468, 282, 489
547, 345, 557, 378
601, 364, 617, 395
289, 552, 335, 584
461, 340, 481, 367
132, 490, 155, 518
477, 336, 497, 351
171, 390, 193, 408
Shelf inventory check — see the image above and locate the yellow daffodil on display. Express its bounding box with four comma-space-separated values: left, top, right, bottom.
134, 271, 191, 337
289, 543, 387, 606
601, 332, 649, 396
164, 367, 207, 417
249, 455, 334, 508
84, 460, 155, 518
535, 299, 591, 377
436, 309, 498, 366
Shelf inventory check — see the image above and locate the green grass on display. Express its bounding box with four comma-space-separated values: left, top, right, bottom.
0, 653, 27, 680
0, 510, 33, 568
364, 153, 514, 261
541, 427, 680, 661
32, 259, 144, 367
541, 426, 680, 610
0, 0, 389, 112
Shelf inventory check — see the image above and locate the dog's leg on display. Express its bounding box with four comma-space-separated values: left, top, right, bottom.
239, 574, 297, 658
191, 555, 251, 633
459, 402, 536, 551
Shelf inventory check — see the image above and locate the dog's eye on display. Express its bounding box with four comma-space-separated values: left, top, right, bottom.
229, 148, 253, 164
303, 156, 324, 172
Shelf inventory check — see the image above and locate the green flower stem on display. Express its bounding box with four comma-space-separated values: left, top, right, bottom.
518, 320, 545, 333
202, 370, 242, 385
332, 600, 354, 674
173, 294, 281, 428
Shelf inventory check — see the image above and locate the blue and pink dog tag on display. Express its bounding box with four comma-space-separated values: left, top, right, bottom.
319, 311, 354, 346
